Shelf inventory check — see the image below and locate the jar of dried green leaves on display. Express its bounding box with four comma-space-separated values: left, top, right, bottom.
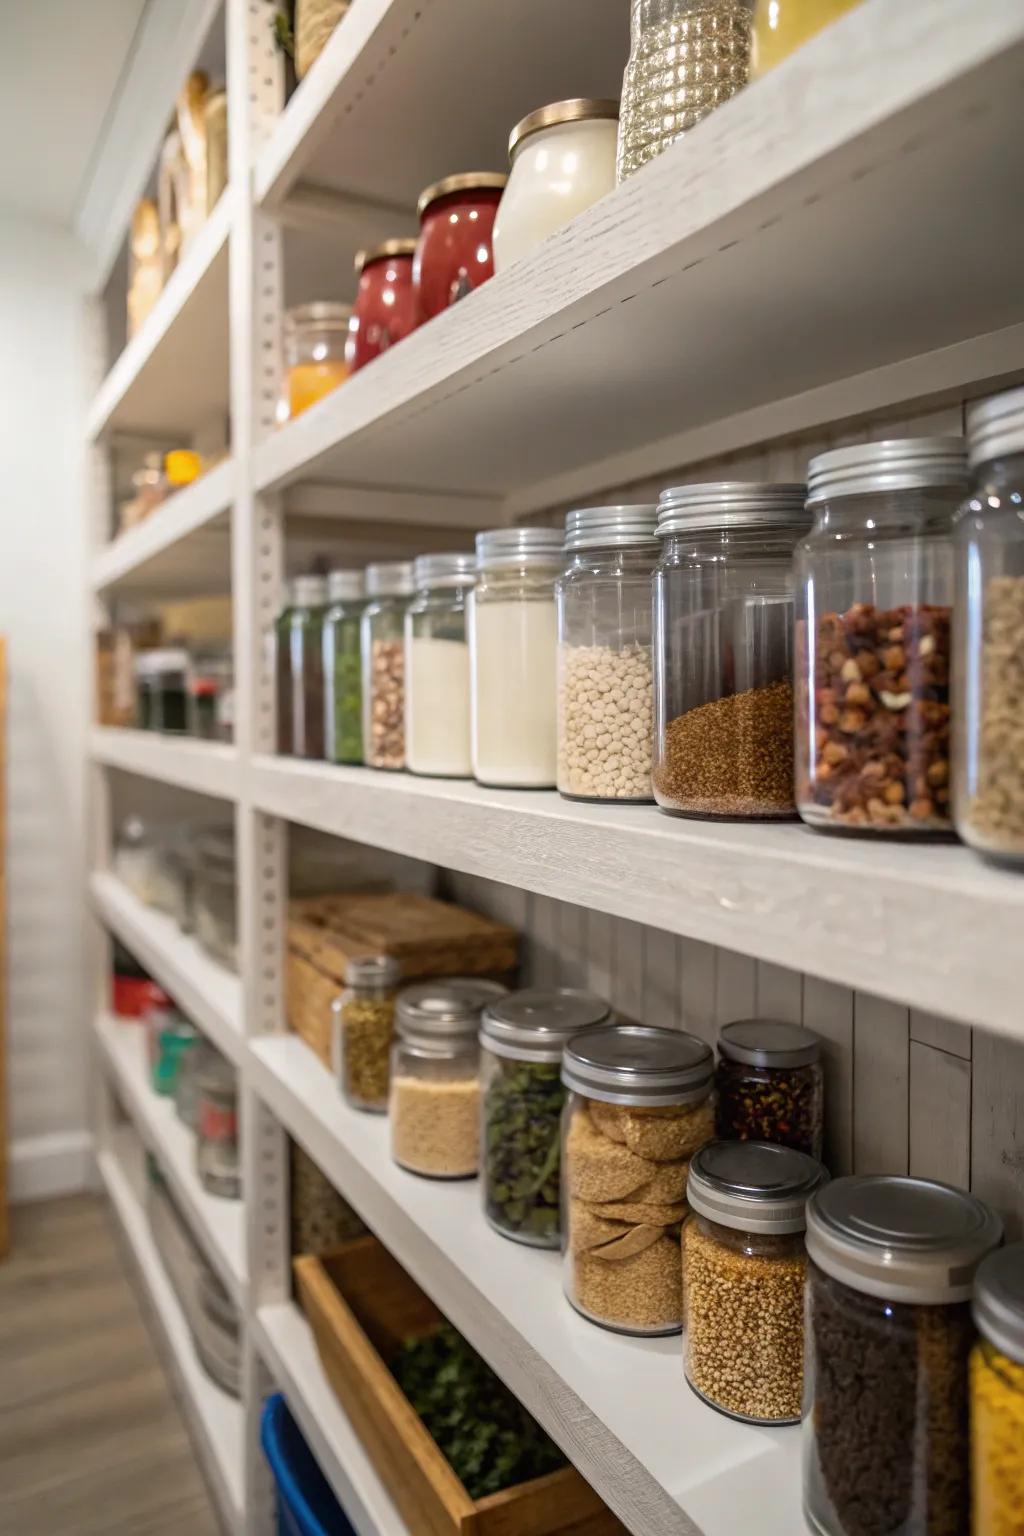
333, 954, 402, 1112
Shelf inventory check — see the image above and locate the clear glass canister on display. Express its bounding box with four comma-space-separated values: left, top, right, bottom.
750, 0, 864, 77
556, 505, 658, 802
283, 302, 350, 419
480, 989, 611, 1247
389, 979, 508, 1179
715, 1018, 823, 1159
277, 573, 327, 759
322, 568, 366, 766
469, 527, 563, 787
333, 955, 402, 1112
653, 482, 808, 818
196, 1048, 241, 1199
954, 387, 1024, 867
684, 1140, 826, 1424
796, 439, 968, 834
361, 562, 414, 770
561, 1024, 715, 1335
617, 0, 752, 182
193, 828, 237, 972
971, 1244, 1024, 1536
404, 553, 476, 778
803, 1175, 1002, 1536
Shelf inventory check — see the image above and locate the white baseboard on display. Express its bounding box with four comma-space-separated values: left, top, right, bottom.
9, 1130, 96, 1202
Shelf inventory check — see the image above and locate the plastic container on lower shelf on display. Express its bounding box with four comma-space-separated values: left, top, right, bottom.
261, 1392, 357, 1536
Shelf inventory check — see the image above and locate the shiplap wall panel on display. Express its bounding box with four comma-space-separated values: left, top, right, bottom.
853, 994, 910, 1175
910, 1008, 972, 1060
802, 976, 854, 1174
755, 962, 803, 1022
971, 1030, 1024, 1242
909, 1041, 971, 1189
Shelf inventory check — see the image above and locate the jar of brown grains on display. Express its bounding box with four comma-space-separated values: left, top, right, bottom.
796, 437, 968, 834
561, 1023, 715, 1336
652, 482, 809, 818
333, 954, 402, 1112
361, 561, 414, 770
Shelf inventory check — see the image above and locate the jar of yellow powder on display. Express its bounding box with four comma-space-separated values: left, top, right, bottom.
283, 302, 350, 419
972, 1243, 1024, 1536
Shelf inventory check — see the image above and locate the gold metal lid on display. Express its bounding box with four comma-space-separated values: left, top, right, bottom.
354, 238, 418, 275
509, 98, 619, 162
417, 172, 508, 220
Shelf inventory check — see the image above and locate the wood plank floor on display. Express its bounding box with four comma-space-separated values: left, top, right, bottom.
0, 1194, 221, 1536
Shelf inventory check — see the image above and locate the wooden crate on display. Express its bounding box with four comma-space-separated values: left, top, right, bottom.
294, 1237, 625, 1536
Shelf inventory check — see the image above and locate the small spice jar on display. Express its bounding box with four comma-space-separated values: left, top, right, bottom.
652, 482, 809, 818
322, 568, 366, 766
347, 239, 418, 373
196, 1049, 241, 1199
361, 561, 414, 770
283, 302, 350, 419
404, 553, 476, 778
795, 438, 968, 834
684, 1140, 827, 1424
561, 1024, 714, 1336
715, 1018, 823, 1159
333, 955, 401, 1113
480, 989, 611, 1248
804, 1174, 1002, 1536
146, 997, 197, 1096
971, 1244, 1024, 1536
277, 573, 328, 759
750, 0, 863, 76
193, 828, 237, 972
389, 979, 507, 1179
556, 505, 658, 802
469, 528, 563, 787
492, 100, 619, 272
414, 173, 507, 323
954, 387, 1024, 867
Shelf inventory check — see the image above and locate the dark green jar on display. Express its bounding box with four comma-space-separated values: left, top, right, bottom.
276, 573, 327, 758
322, 569, 366, 764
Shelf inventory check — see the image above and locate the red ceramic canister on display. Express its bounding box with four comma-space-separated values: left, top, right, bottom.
346, 238, 418, 373
413, 172, 507, 323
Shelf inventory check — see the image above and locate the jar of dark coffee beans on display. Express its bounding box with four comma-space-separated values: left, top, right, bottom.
804, 1174, 1002, 1536
715, 1019, 823, 1159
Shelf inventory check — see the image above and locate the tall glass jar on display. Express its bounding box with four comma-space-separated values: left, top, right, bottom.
556, 505, 658, 802
332, 955, 401, 1112
480, 989, 611, 1248
389, 979, 507, 1179
684, 1140, 826, 1424
617, 0, 752, 182
469, 528, 563, 787
561, 1024, 714, 1335
803, 1175, 1002, 1536
796, 439, 968, 834
277, 573, 327, 759
652, 483, 808, 818
715, 1018, 823, 1158
954, 387, 1024, 867
283, 302, 350, 419
361, 561, 414, 770
971, 1244, 1024, 1536
405, 553, 476, 778
750, 0, 863, 77
196, 1049, 241, 1199
322, 568, 366, 766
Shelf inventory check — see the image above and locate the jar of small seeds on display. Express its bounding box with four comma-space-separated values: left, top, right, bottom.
715, 1018, 823, 1158
561, 1024, 714, 1335
971, 1244, 1024, 1536
333, 955, 402, 1112
684, 1140, 826, 1424
361, 561, 414, 770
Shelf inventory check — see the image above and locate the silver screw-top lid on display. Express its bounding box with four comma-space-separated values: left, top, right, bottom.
655, 481, 809, 536
806, 1175, 1003, 1304
365, 561, 415, 598
561, 1024, 713, 1107
806, 437, 968, 505
475, 527, 564, 570
396, 978, 508, 1041
967, 386, 1024, 469
688, 1141, 828, 1234
718, 1019, 821, 1070
480, 988, 611, 1062
413, 552, 477, 589
973, 1244, 1024, 1365
563, 505, 658, 551
293, 573, 328, 606
327, 569, 364, 603
341, 955, 402, 990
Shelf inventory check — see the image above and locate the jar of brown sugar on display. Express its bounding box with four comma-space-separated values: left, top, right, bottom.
333, 954, 402, 1112
715, 1018, 823, 1159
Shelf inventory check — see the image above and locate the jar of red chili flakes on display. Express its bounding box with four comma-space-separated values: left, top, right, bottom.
795, 438, 968, 834
715, 1019, 823, 1160
413, 173, 507, 323
347, 239, 417, 373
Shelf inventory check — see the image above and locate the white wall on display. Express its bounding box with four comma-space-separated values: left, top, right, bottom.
0, 212, 91, 1199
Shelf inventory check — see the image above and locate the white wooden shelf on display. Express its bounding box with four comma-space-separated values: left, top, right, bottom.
91, 727, 239, 801
91, 458, 235, 596
95, 1012, 247, 1304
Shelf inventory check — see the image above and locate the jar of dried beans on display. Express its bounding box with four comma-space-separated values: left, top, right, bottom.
954, 387, 1024, 868
804, 1174, 1002, 1536
971, 1244, 1024, 1536
561, 1023, 714, 1335
333, 955, 402, 1112
652, 482, 809, 818
684, 1140, 826, 1424
361, 561, 414, 770
404, 553, 476, 778
556, 504, 658, 802
715, 1018, 823, 1159
796, 437, 968, 834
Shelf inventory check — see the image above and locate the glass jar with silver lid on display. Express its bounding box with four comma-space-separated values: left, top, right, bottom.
652, 482, 809, 819
323, 568, 367, 766
480, 988, 611, 1247
332, 955, 402, 1113
389, 978, 507, 1179
970, 1243, 1024, 1534
803, 1174, 1002, 1536
560, 1024, 714, 1334
556, 505, 658, 803
404, 552, 476, 778
361, 561, 415, 770
715, 1019, 824, 1159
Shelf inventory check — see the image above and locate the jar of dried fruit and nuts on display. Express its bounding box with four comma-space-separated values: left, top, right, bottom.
333, 954, 402, 1112
795, 437, 969, 834
560, 1023, 714, 1335
715, 1018, 823, 1159
360, 561, 414, 770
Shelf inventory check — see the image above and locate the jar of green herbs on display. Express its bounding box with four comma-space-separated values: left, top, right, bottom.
322, 568, 366, 764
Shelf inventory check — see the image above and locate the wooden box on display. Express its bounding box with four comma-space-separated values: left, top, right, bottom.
294, 1238, 625, 1536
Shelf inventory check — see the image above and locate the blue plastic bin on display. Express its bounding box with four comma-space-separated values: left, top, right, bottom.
261, 1392, 358, 1536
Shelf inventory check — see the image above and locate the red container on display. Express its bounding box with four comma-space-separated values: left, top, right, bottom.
346, 238, 418, 373
112, 973, 156, 1019
413, 173, 507, 323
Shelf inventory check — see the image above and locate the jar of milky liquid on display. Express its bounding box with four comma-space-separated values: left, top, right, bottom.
469, 527, 564, 787
404, 552, 476, 777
